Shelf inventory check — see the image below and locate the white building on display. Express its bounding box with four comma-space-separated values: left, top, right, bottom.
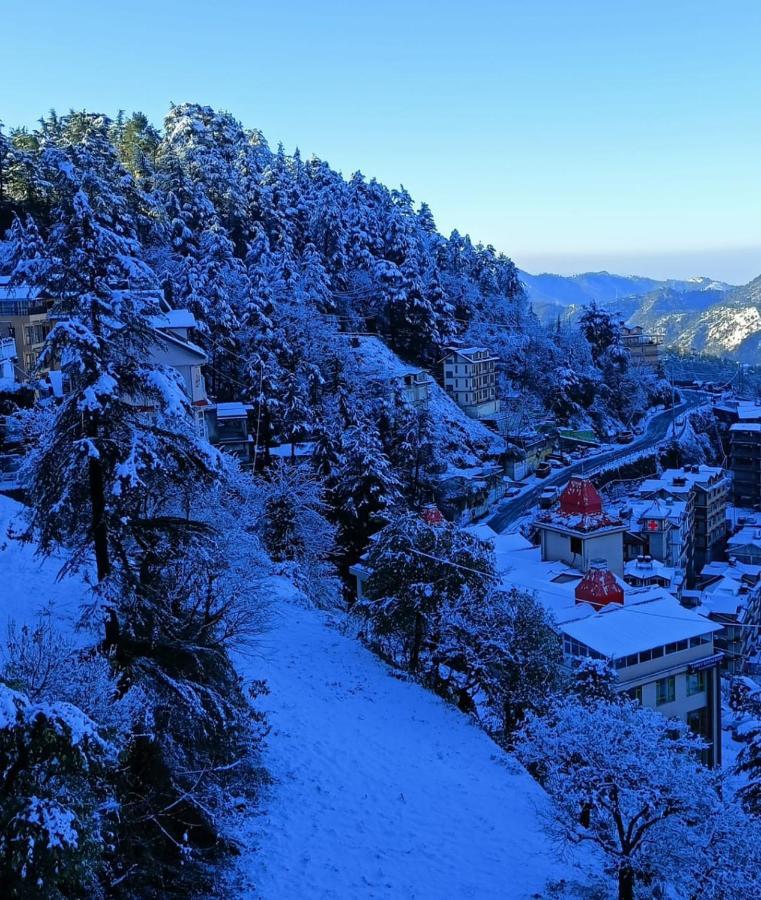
442, 347, 500, 419
534, 477, 627, 576
483, 526, 724, 766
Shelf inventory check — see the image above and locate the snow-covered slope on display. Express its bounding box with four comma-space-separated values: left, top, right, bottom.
0, 494, 89, 638
231, 587, 598, 899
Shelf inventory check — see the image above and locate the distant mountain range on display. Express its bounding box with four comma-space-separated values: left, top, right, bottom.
520, 268, 761, 360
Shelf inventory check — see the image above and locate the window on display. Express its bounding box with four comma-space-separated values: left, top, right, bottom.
686, 670, 706, 696
570, 536, 583, 556
656, 676, 676, 706
627, 685, 643, 704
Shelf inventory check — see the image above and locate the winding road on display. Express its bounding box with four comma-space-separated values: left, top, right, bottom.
487, 391, 708, 534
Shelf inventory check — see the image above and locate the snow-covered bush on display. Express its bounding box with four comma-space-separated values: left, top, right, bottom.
516, 698, 760, 900
358, 514, 562, 735
0, 682, 115, 897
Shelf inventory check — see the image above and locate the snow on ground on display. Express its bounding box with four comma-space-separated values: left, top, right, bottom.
231, 584, 598, 899
0, 494, 89, 640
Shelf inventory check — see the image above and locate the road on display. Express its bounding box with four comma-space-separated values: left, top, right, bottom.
487, 392, 708, 534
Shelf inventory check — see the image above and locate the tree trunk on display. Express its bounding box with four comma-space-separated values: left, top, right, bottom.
409, 612, 424, 673
88, 450, 110, 582
618, 864, 634, 900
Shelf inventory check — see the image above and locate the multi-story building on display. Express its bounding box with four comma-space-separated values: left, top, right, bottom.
696, 558, 761, 676
636, 465, 729, 580
729, 423, 761, 507
442, 347, 499, 419
0, 277, 52, 381
487, 528, 724, 766
620, 325, 662, 370
625, 496, 691, 576
534, 478, 628, 576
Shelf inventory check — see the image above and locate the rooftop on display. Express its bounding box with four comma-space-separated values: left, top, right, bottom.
149, 308, 197, 331
561, 594, 722, 660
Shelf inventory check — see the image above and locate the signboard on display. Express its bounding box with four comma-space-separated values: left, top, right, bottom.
688, 653, 724, 672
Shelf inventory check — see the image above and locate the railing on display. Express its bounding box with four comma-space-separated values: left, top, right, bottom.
0, 337, 16, 361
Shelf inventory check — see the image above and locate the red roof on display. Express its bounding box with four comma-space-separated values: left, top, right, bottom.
420, 504, 445, 526
575, 562, 624, 609
559, 477, 603, 516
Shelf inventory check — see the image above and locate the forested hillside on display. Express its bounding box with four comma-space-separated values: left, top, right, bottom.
1, 105, 670, 446
0, 105, 689, 896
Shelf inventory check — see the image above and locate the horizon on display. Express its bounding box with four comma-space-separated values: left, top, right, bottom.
3, 0, 761, 284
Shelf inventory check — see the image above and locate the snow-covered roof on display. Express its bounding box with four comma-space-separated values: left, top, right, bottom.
149, 308, 197, 331
561, 595, 722, 660
702, 559, 761, 581
0, 275, 42, 301
346, 335, 429, 383
638, 465, 726, 494
728, 526, 761, 548
624, 556, 676, 582
716, 399, 761, 421
628, 497, 688, 527
214, 401, 250, 419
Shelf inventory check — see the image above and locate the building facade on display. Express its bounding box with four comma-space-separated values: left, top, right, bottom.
620, 325, 662, 370
0, 278, 52, 381
730, 423, 761, 507
442, 347, 500, 419
535, 478, 627, 576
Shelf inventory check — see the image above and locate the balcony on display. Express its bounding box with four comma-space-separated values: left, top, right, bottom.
0, 299, 48, 317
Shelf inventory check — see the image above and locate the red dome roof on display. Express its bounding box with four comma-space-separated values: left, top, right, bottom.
421, 504, 445, 525
559, 477, 603, 517
575, 561, 624, 609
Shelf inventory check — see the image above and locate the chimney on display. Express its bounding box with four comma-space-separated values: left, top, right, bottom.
575, 560, 625, 610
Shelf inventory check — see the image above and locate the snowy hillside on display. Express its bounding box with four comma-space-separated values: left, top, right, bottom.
230, 585, 599, 899
0, 494, 89, 638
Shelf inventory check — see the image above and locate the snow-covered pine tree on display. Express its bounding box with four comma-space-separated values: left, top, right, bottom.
330, 421, 401, 571
0, 681, 115, 897
9, 144, 219, 589
516, 698, 721, 900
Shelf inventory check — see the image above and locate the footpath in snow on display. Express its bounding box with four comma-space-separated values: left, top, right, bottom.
232, 589, 597, 899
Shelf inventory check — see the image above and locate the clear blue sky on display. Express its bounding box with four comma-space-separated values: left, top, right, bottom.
3, 0, 761, 282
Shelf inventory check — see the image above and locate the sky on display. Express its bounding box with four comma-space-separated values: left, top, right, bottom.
3, 0, 761, 283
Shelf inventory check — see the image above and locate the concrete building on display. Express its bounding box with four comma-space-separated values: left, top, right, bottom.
636, 466, 730, 580
620, 325, 662, 370
534, 477, 627, 576
697, 559, 761, 676
729, 423, 761, 507
0, 277, 51, 381
442, 347, 500, 419
202, 401, 253, 461
488, 529, 724, 767
625, 496, 691, 576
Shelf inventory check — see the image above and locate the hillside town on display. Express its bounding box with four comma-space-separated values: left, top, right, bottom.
0, 101, 760, 900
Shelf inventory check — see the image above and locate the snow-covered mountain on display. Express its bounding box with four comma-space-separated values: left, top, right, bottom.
522, 267, 761, 360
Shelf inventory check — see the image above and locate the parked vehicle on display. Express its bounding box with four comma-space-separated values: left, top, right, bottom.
539, 486, 558, 508
535, 461, 551, 478
617, 430, 634, 444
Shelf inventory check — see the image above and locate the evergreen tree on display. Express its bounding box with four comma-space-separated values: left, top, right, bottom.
330, 422, 401, 569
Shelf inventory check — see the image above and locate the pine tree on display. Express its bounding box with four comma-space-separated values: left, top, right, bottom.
10, 147, 217, 586
331, 422, 401, 568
